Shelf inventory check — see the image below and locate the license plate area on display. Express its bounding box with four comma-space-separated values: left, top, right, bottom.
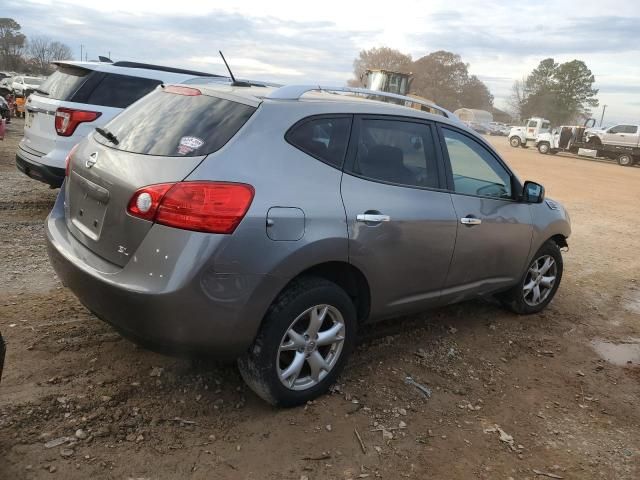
69, 172, 110, 241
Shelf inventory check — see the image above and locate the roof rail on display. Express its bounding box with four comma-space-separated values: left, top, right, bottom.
111, 61, 224, 78
267, 85, 451, 118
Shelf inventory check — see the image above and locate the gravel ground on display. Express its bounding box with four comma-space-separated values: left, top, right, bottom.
1, 118, 639, 479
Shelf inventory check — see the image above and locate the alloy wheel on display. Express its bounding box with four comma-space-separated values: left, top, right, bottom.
277, 305, 345, 391
522, 255, 557, 306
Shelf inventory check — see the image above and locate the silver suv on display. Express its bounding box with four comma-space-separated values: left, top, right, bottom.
46, 84, 570, 406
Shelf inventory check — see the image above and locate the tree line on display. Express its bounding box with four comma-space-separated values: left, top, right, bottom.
351, 47, 599, 125
0, 18, 72, 74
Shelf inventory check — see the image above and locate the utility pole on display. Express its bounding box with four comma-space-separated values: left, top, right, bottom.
80, 44, 83, 61
599, 105, 607, 127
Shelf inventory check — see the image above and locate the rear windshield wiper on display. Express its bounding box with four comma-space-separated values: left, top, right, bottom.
95, 127, 119, 145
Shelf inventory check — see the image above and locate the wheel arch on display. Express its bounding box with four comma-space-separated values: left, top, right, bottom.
274, 261, 371, 325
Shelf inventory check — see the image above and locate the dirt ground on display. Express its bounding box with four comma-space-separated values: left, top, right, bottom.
1, 118, 639, 480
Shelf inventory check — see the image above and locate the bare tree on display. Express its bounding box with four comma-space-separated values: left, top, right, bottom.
49, 41, 72, 62
349, 47, 413, 86
507, 78, 527, 121
27, 36, 73, 74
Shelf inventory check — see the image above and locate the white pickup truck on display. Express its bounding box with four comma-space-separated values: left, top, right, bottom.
508, 117, 551, 148
585, 124, 640, 148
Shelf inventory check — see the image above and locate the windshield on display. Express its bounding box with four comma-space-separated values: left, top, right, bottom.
95, 88, 256, 157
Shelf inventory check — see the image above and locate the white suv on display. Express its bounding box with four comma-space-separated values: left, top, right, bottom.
16, 61, 235, 187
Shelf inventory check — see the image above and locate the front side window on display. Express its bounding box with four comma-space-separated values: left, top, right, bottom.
608, 125, 623, 134
350, 118, 439, 188
286, 117, 351, 168
527, 120, 537, 128
541, 121, 550, 129
443, 128, 512, 199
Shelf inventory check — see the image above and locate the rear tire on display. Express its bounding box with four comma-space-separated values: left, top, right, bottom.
617, 154, 634, 167
238, 276, 356, 407
500, 241, 563, 315
509, 136, 521, 148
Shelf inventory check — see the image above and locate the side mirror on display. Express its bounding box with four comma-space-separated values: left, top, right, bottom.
523, 181, 545, 203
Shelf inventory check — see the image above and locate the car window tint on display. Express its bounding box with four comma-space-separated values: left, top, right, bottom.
286, 117, 351, 168
351, 119, 438, 188
527, 120, 537, 127
443, 128, 512, 199
542, 121, 550, 129
95, 89, 255, 157
621, 125, 637, 134
38, 66, 91, 100
85, 73, 162, 109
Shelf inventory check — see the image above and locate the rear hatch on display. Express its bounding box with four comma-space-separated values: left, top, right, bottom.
65, 86, 258, 266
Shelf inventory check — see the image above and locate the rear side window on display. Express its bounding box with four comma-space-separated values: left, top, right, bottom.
349, 118, 439, 188
286, 116, 351, 168
95, 88, 256, 157
37, 66, 90, 100
85, 73, 162, 108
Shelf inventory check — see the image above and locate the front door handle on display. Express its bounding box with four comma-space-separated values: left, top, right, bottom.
357, 213, 391, 223
460, 216, 482, 225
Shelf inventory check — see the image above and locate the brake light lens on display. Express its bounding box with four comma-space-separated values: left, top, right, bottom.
55, 108, 101, 137
64, 144, 80, 177
163, 85, 202, 96
127, 182, 254, 234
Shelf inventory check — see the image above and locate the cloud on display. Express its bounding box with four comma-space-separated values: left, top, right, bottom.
3, 0, 640, 121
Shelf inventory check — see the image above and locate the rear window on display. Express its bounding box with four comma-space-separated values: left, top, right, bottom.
85, 73, 162, 109
95, 88, 256, 157
37, 66, 90, 100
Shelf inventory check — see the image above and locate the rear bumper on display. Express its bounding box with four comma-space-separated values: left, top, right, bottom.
16, 151, 64, 188
45, 189, 277, 358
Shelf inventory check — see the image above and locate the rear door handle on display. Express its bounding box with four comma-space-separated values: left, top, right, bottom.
460, 216, 482, 225
357, 214, 390, 223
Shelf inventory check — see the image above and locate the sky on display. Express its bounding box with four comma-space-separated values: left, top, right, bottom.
4, 0, 640, 123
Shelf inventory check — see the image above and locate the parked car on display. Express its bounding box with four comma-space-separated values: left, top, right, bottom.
465, 121, 490, 134
16, 60, 245, 188
46, 84, 570, 406
11, 75, 45, 96
509, 117, 551, 147
489, 122, 510, 136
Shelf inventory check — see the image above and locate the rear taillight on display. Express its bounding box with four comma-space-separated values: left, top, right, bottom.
64, 144, 80, 177
55, 108, 101, 137
127, 182, 254, 234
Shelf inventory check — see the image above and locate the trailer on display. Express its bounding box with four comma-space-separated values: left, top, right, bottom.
535, 121, 640, 166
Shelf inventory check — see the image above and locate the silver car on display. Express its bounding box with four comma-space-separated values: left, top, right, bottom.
46, 84, 570, 406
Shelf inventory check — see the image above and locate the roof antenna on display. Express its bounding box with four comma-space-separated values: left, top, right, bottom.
219, 51, 251, 87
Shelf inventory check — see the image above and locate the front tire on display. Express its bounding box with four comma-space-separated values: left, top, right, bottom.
538, 142, 550, 154
509, 136, 522, 148
238, 276, 356, 407
500, 241, 564, 314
